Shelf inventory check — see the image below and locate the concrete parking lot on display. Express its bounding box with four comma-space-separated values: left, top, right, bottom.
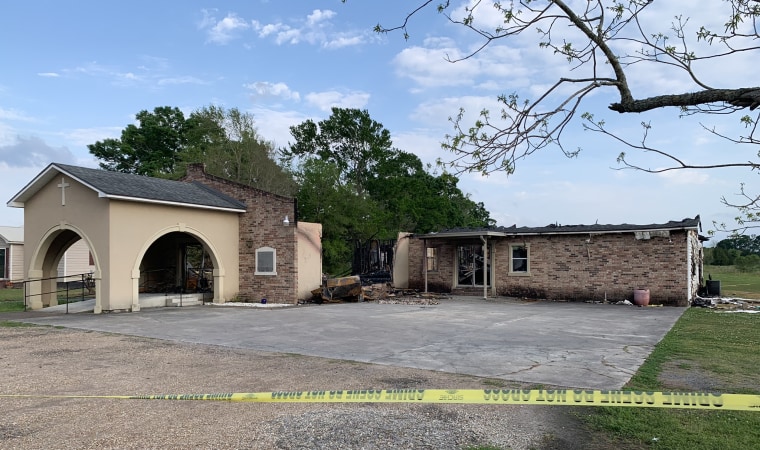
15, 297, 685, 389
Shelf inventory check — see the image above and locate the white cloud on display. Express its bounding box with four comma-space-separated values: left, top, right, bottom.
37, 72, 60, 78
137, 55, 170, 72
61, 62, 146, 87
0, 136, 76, 168
247, 107, 311, 149
450, 0, 510, 30
306, 9, 336, 26
304, 90, 370, 112
656, 169, 711, 186
393, 46, 476, 88
324, 34, 364, 49
62, 127, 123, 147
461, 173, 694, 229
392, 39, 530, 90
244, 81, 300, 101
402, 0, 751, 107
158, 76, 207, 86
0, 107, 35, 122
255, 21, 286, 38
56, 59, 206, 91
251, 9, 366, 48
392, 129, 446, 166
274, 28, 303, 45
409, 95, 504, 128
200, 10, 250, 44
0, 165, 40, 224
0, 123, 14, 147
69, 61, 113, 77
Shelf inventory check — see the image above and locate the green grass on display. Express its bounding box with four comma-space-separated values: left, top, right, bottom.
0, 288, 24, 312
0, 300, 25, 312
0, 288, 23, 302
581, 308, 760, 449
0, 286, 93, 313
0, 320, 37, 327
704, 265, 760, 299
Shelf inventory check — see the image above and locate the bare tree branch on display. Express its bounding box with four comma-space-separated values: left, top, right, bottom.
362, 0, 760, 231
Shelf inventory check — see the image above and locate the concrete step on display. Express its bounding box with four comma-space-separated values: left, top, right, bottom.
165, 295, 204, 307
451, 287, 491, 297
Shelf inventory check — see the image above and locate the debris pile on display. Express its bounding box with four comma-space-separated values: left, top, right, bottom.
691, 295, 760, 312
358, 270, 393, 285
309, 277, 448, 305
311, 275, 364, 303
377, 295, 442, 306
360, 283, 394, 301
364, 284, 446, 305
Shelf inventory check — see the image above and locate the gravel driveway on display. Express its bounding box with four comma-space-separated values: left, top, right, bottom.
0, 325, 620, 449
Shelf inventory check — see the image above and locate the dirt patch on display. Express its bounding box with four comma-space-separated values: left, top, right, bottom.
658, 359, 758, 393
0, 325, 627, 449
658, 360, 722, 392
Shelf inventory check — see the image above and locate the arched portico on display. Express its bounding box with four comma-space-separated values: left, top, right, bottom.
130, 225, 226, 311
8, 162, 321, 312
26, 223, 102, 312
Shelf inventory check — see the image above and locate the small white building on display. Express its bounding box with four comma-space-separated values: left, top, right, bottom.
0, 226, 24, 283
0, 226, 94, 284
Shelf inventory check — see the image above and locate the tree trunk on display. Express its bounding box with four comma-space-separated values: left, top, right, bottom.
609, 87, 760, 113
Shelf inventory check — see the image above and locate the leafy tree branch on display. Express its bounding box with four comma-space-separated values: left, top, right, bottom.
355, 0, 760, 231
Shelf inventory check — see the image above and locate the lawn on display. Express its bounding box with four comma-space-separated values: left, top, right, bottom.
581, 307, 760, 449
704, 265, 760, 299
0, 288, 24, 312
0, 286, 93, 312
0, 287, 23, 302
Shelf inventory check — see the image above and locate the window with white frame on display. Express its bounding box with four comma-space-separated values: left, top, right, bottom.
255, 246, 276, 275
426, 247, 438, 272
510, 244, 529, 274
0, 248, 6, 279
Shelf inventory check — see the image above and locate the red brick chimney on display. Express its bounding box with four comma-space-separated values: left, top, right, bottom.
184, 163, 206, 181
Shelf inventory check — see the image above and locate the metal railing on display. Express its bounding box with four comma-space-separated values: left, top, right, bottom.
140, 267, 214, 307
20, 268, 215, 313
22, 272, 96, 314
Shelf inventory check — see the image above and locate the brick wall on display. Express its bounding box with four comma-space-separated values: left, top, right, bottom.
407, 238, 459, 292
408, 231, 694, 306
182, 164, 298, 303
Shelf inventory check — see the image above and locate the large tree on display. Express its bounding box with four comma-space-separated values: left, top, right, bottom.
89, 105, 296, 196
364, 149, 492, 233
716, 234, 760, 256
285, 107, 393, 195
88, 106, 190, 176
286, 107, 493, 273
181, 106, 297, 196
358, 0, 760, 231
294, 158, 386, 274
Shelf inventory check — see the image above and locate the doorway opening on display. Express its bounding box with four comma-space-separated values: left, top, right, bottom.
457, 244, 491, 288
139, 232, 214, 298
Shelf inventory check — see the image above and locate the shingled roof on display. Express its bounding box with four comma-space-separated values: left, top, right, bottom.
419, 216, 701, 239
7, 163, 246, 213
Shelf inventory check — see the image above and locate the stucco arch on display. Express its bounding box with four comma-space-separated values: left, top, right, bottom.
27, 223, 102, 312
130, 224, 227, 311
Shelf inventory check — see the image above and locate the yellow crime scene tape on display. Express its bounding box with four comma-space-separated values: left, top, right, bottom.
2, 389, 760, 411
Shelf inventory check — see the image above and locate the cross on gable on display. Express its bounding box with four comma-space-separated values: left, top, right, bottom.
57, 177, 70, 206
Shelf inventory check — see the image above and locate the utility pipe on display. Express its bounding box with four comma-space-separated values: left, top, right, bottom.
480, 235, 488, 299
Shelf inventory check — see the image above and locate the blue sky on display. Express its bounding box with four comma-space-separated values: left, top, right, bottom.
1, 1, 756, 242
